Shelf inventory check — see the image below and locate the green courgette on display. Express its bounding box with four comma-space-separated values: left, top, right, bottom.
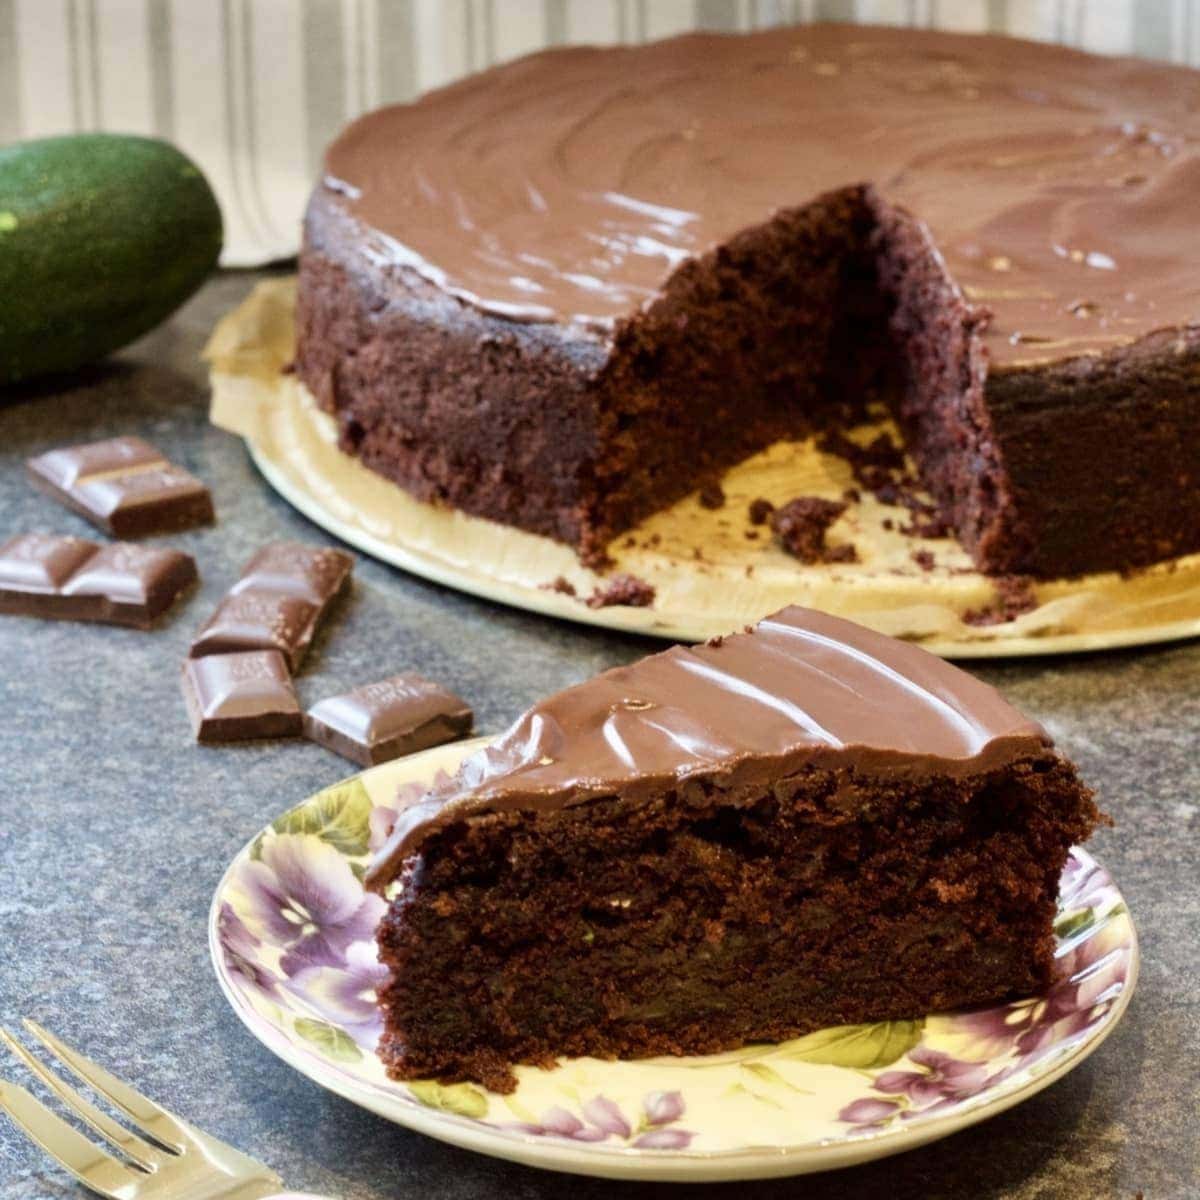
0, 133, 223, 385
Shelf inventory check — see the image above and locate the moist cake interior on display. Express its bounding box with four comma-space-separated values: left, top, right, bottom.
376, 754, 1095, 1093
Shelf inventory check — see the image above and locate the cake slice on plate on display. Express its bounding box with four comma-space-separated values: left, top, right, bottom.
366, 607, 1101, 1093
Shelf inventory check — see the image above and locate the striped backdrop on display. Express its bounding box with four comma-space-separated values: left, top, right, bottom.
1, 0, 1197, 265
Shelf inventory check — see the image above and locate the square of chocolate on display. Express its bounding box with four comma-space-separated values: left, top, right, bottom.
62, 543, 198, 629
189, 591, 320, 673
229, 542, 354, 607
0, 533, 196, 627
304, 674, 474, 766
26, 436, 214, 537
0, 533, 98, 595
181, 651, 302, 743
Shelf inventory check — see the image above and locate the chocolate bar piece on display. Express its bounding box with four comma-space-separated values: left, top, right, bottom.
304, 674, 473, 766
189, 541, 353, 672
0, 533, 197, 628
189, 591, 319, 673
181, 651, 302, 742
26, 436, 214, 537
230, 542, 353, 607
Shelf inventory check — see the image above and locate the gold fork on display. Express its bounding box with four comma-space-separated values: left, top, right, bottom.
0, 1020, 330, 1199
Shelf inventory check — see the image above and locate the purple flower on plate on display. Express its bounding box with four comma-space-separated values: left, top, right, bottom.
583, 1096, 631, 1138
635, 1090, 693, 1147
216, 901, 281, 999
1058, 853, 1115, 915
838, 1097, 901, 1127
237, 834, 385, 976
952, 925, 1128, 1067
1013, 950, 1127, 1062
508, 1092, 693, 1150
367, 803, 399, 856
539, 1106, 583, 1136
633, 1128, 693, 1149
538, 1106, 607, 1142
874, 1047, 992, 1105
642, 1090, 685, 1126
287, 940, 391, 1041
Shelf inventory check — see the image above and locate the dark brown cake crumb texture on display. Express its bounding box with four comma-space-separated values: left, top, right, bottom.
771, 497, 858, 564
585, 574, 656, 609
540, 575, 576, 597
748, 497, 775, 525
963, 576, 1039, 626
818, 429, 951, 540
375, 754, 1100, 1092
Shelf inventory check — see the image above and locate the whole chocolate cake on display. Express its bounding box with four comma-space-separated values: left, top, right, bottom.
367, 607, 1101, 1092
296, 24, 1200, 580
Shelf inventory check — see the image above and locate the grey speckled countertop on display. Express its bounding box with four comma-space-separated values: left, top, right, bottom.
1, 272, 1197, 1200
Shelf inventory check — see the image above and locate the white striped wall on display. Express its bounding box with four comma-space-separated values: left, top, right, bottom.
0, 0, 1193, 265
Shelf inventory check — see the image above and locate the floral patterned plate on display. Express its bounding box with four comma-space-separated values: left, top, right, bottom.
209, 738, 1138, 1182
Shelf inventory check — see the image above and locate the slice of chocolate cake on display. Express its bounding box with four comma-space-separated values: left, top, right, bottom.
366, 607, 1100, 1093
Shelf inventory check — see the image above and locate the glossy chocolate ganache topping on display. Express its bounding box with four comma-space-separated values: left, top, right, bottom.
367, 607, 1050, 886
324, 24, 1200, 368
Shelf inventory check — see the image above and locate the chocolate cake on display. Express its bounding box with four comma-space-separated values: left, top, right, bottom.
366, 607, 1100, 1092
296, 24, 1200, 581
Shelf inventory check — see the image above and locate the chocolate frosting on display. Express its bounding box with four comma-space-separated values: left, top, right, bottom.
366, 606, 1050, 887
323, 24, 1200, 368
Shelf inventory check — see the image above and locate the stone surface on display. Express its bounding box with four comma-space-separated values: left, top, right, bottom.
0, 271, 1196, 1200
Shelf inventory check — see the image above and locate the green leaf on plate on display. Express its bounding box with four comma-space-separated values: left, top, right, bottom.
273, 779, 373, 857
408, 1079, 489, 1119
1054, 907, 1095, 940
775, 1020, 924, 1069
501, 1094, 538, 1125
740, 1061, 812, 1094
293, 1018, 363, 1063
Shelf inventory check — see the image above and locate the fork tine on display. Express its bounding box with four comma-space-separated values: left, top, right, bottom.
22, 1021, 187, 1154
0, 1077, 141, 1200
0, 1029, 163, 1172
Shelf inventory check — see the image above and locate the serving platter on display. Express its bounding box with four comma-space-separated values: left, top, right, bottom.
206, 280, 1200, 657
210, 739, 1137, 1182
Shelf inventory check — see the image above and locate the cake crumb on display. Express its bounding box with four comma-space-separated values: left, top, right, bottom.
820, 428, 950, 540
744, 530, 759, 540
963, 576, 1038, 626
540, 576, 577, 597
771, 497, 858, 565
698, 479, 726, 510
899, 505, 953, 539
748, 497, 775, 525
586, 574, 656, 609
911, 549, 936, 572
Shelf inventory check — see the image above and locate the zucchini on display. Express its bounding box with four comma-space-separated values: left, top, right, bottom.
0, 133, 223, 385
